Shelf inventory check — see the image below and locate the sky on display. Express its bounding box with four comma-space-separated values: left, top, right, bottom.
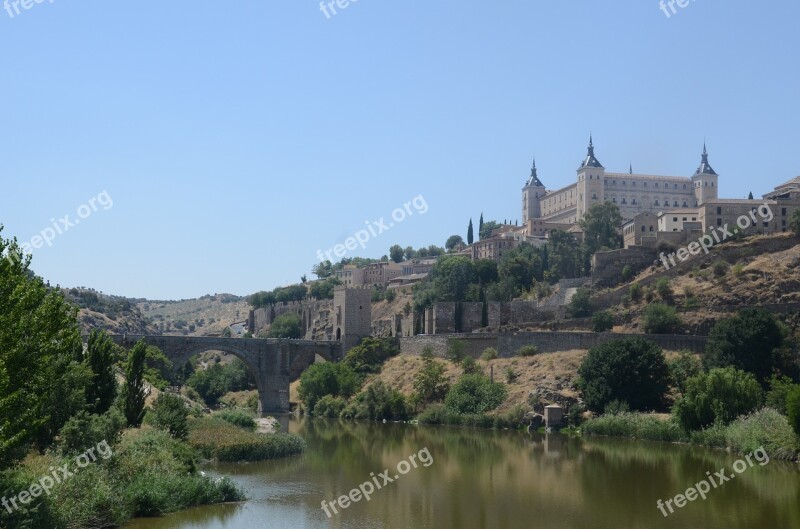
1, 0, 798, 300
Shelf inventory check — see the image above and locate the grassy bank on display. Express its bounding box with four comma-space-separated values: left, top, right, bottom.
188, 416, 306, 462
582, 408, 800, 460
0, 428, 244, 529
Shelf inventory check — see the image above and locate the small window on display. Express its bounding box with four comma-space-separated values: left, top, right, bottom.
655, 183, 659, 188
632, 198, 637, 205
649, 226, 654, 232
622, 198, 627, 204
682, 217, 687, 221
717, 218, 722, 226
673, 217, 678, 222
717, 207, 722, 214
783, 208, 787, 216
641, 226, 646, 232
655, 200, 660, 206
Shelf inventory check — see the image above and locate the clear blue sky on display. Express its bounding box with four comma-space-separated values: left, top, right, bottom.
1, 1, 798, 300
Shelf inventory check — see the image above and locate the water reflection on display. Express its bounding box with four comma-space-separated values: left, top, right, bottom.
125, 419, 800, 529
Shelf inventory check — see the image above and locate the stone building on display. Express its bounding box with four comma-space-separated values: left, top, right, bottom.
334, 265, 365, 287
333, 286, 372, 350
363, 261, 403, 288
522, 137, 719, 225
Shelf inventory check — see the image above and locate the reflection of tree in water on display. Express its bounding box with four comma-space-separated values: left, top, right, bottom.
575, 437, 800, 529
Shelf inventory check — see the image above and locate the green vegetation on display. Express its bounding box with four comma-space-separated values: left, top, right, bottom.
480, 347, 499, 361
341, 381, 410, 421
122, 340, 147, 428
668, 351, 702, 394
517, 345, 540, 357
461, 356, 482, 375
187, 358, 256, 407
215, 410, 257, 430
577, 338, 670, 413
765, 375, 796, 414
269, 312, 304, 339
787, 385, 800, 437
312, 395, 348, 418
309, 276, 342, 300
673, 367, 763, 431
247, 284, 308, 308
85, 330, 118, 414
583, 413, 684, 442
642, 303, 681, 334
567, 288, 592, 318
151, 393, 190, 440
591, 311, 613, 332
410, 353, 450, 410
447, 338, 467, 362
444, 374, 507, 415
298, 362, 360, 412
342, 337, 400, 375
187, 417, 305, 462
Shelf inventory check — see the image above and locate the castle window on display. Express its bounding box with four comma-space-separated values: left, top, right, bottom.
592, 193, 597, 199
717, 207, 722, 214
683, 184, 687, 189
623, 181, 626, 186
641, 226, 646, 232
650, 226, 654, 232
673, 217, 678, 222
622, 198, 627, 204
632, 199, 637, 205
683, 202, 688, 208
632, 181, 636, 186
711, 182, 714, 187
612, 197, 617, 203
674, 201, 679, 207
674, 183, 678, 189
655, 183, 659, 188
655, 200, 659, 206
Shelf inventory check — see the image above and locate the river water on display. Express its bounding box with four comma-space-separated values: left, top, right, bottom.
125, 417, 799, 529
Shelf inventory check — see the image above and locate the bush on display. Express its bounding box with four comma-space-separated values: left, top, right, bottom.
341, 381, 409, 421
629, 283, 642, 302
151, 393, 190, 440
447, 339, 467, 362
567, 288, 592, 318
461, 356, 482, 375
655, 278, 673, 300
673, 367, 763, 431
787, 385, 800, 437
504, 367, 519, 383
517, 345, 540, 357
58, 408, 126, 455
765, 375, 796, 414
604, 400, 630, 415
268, 312, 304, 338
722, 408, 799, 457
643, 303, 681, 334
591, 311, 613, 333
577, 338, 670, 413
621, 265, 633, 282
187, 358, 256, 407
713, 260, 729, 277
668, 351, 702, 394
215, 409, 256, 430
313, 395, 347, 418
480, 348, 499, 361
444, 374, 507, 415
298, 362, 360, 412
411, 355, 450, 408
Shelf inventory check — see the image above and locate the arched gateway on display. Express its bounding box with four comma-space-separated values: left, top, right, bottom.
107, 335, 344, 414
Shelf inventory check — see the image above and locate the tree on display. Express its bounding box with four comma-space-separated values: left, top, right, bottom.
479, 220, 500, 240
123, 340, 148, 427
643, 303, 681, 334
411, 352, 450, 407
298, 362, 360, 412
0, 229, 90, 466
673, 367, 763, 431
430, 255, 476, 302
577, 338, 670, 412
547, 230, 581, 280
567, 288, 592, 318
786, 385, 800, 437
479, 213, 484, 239
748, 191, 754, 200
474, 259, 498, 286
309, 276, 341, 300
580, 202, 622, 254
342, 337, 399, 375
591, 311, 613, 332
389, 244, 405, 263
269, 312, 304, 339
467, 219, 474, 245
668, 351, 702, 394
312, 260, 333, 279
703, 308, 786, 385
85, 330, 118, 414
151, 393, 189, 440
499, 243, 543, 292
445, 235, 464, 252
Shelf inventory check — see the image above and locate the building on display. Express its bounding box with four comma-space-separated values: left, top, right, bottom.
334, 265, 365, 287
522, 137, 719, 225
363, 261, 403, 288
400, 258, 437, 276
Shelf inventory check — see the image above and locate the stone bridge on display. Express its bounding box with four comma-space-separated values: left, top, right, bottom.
109, 335, 344, 414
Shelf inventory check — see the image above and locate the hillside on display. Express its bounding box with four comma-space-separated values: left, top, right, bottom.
137, 294, 249, 336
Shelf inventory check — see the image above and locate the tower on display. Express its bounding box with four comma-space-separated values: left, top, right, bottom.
522, 158, 546, 222
333, 286, 372, 351
691, 143, 718, 205
576, 135, 605, 220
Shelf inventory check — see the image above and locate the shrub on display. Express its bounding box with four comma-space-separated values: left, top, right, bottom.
58, 408, 126, 455
673, 367, 763, 431
787, 385, 800, 437
722, 408, 799, 457
604, 400, 630, 415
480, 348, 499, 361
151, 393, 190, 440
268, 313, 303, 339
712, 260, 729, 277
215, 409, 256, 430
668, 351, 702, 394
187, 358, 256, 407
765, 375, 796, 414
298, 362, 360, 413
188, 418, 306, 461
582, 412, 685, 442
461, 356, 482, 375
567, 288, 592, 318
621, 265, 633, 282
629, 283, 642, 302
447, 339, 467, 362
313, 395, 347, 418
643, 303, 681, 334
591, 311, 613, 332
444, 374, 507, 415
411, 355, 450, 408
341, 381, 409, 421
577, 338, 670, 413
517, 345, 540, 357
504, 367, 519, 383
655, 278, 673, 300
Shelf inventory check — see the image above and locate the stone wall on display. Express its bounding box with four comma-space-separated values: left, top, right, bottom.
592, 246, 656, 287
399, 331, 707, 358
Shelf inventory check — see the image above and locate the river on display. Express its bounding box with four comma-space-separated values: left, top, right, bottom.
125, 417, 799, 529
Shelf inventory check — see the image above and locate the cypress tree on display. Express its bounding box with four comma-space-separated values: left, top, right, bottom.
123, 340, 147, 427
86, 329, 117, 414
467, 219, 474, 245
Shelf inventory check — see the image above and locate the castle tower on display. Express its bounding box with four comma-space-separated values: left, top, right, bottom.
522, 158, 546, 222
332, 286, 371, 351
691, 143, 719, 205
576, 135, 605, 220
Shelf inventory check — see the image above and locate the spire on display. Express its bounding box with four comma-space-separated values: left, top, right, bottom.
580, 134, 603, 169
526, 156, 544, 187
694, 142, 717, 176
629, 163, 633, 175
